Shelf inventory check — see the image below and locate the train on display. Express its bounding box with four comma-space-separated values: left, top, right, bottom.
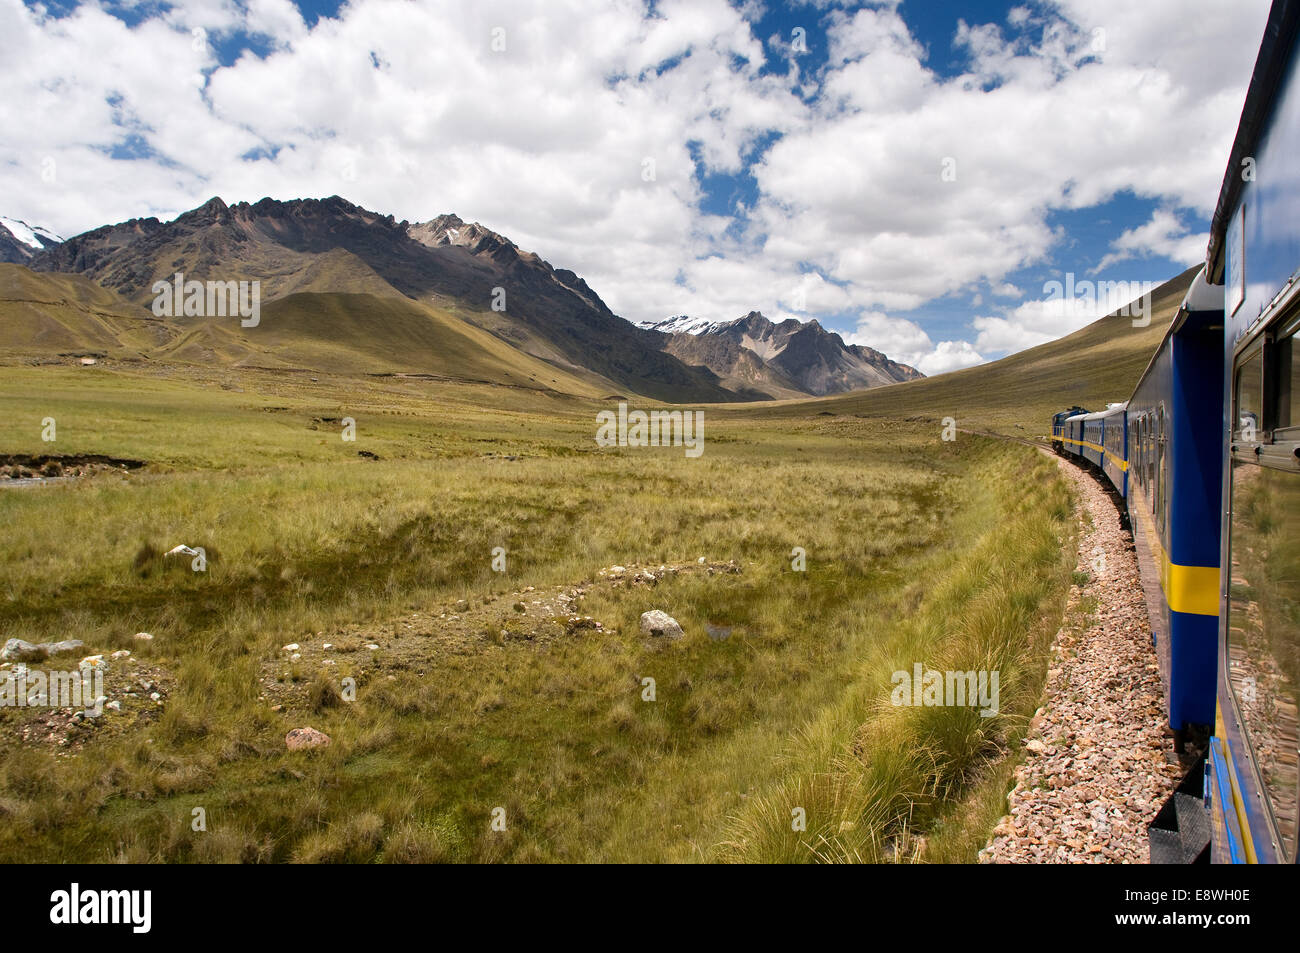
1051, 0, 1298, 863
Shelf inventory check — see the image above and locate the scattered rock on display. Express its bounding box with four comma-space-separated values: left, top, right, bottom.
2, 639, 47, 662
43, 640, 85, 657
285, 726, 331, 750
639, 610, 683, 640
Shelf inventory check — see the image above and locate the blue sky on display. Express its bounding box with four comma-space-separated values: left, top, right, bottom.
1, 0, 1272, 373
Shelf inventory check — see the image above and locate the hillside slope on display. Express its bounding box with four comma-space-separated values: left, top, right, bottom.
31, 197, 747, 402
0, 264, 165, 357
748, 266, 1200, 434
156, 291, 603, 392
0, 264, 604, 393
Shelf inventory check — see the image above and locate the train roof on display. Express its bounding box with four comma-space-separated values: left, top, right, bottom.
1129, 265, 1224, 405
1180, 266, 1223, 314
1078, 406, 1124, 421
1207, 0, 1300, 278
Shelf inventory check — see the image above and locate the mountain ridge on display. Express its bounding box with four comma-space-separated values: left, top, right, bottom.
24, 195, 921, 402
644, 310, 923, 398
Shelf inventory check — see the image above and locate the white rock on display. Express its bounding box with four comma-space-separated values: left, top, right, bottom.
133, 632, 154, 641
282, 643, 300, 652
2, 639, 47, 662
639, 610, 683, 640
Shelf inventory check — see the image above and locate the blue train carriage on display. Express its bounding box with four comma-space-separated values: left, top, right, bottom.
1127, 266, 1225, 758
1201, 0, 1300, 865
1078, 411, 1106, 469
1064, 411, 1088, 460
1099, 404, 1129, 498
1134, 267, 1226, 864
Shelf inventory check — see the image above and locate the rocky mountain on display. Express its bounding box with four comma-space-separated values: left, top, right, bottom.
642, 311, 922, 398
22, 195, 917, 400
29, 197, 754, 402
0, 216, 63, 264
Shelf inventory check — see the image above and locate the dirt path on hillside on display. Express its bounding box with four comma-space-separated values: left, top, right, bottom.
979, 452, 1183, 863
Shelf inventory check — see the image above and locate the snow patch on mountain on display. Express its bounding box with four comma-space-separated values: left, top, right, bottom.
0, 216, 63, 248
639, 314, 728, 335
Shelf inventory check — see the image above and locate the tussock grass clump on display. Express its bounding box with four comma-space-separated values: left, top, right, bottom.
715, 447, 1074, 863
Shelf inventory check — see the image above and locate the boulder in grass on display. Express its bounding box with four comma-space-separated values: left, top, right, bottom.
42, 639, 85, 658
1, 639, 48, 662
285, 726, 331, 750
639, 610, 683, 640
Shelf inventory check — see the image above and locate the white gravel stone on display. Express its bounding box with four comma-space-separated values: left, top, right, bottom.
981, 452, 1183, 865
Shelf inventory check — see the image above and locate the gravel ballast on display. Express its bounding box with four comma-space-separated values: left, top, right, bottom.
980, 452, 1184, 864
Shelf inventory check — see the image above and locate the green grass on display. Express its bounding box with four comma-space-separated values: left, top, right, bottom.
0, 360, 1079, 862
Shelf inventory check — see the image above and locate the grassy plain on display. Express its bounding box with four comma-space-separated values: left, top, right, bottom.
0, 359, 1075, 862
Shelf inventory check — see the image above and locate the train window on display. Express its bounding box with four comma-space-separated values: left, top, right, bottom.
1278, 333, 1297, 432
1142, 417, 1149, 488
1236, 348, 1264, 442
1156, 408, 1167, 529
1146, 417, 1155, 500
1226, 457, 1300, 860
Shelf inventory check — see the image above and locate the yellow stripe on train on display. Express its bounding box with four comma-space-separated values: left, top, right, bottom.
1128, 481, 1220, 617
1057, 437, 1129, 470
1161, 560, 1221, 617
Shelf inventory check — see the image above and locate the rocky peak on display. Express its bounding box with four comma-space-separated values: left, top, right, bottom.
175, 196, 232, 228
